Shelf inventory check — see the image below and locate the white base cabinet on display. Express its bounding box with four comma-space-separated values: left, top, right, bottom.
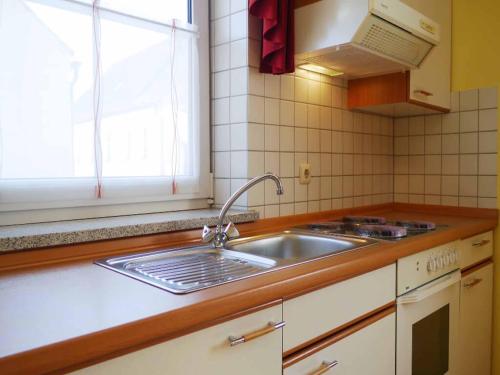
72, 303, 283, 375
457, 262, 493, 375
284, 313, 396, 375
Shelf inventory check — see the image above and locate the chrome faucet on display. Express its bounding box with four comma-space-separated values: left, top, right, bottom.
202, 173, 284, 248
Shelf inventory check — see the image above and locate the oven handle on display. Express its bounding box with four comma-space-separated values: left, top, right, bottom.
397, 270, 461, 304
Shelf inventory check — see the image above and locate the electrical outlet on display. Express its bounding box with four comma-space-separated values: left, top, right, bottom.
299, 162, 311, 184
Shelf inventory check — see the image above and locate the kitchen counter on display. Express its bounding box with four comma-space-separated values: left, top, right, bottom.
0, 204, 496, 374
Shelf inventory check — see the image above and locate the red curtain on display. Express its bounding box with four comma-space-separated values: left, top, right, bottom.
249, 0, 295, 74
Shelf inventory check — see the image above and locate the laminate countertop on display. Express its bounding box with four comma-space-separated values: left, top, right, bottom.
0, 205, 497, 374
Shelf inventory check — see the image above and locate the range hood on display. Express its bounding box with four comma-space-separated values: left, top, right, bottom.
295, 0, 440, 78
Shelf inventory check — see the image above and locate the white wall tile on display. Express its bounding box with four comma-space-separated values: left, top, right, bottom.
293, 128, 307, 152
425, 115, 441, 134
307, 128, 320, 151
442, 155, 459, 175
264, 74, 280, 98
479, 131, 497, 153
442, 134, 459, 154
459, 133, 478, 154
394, 117, 410, 136
459, 154, 478, 175
211, 0, 230, 20
280, 101, 294, 126
441, 176, 458, 196
214, 70, 230, 98
280, 74, 295, 101
230, 95, 248, 123
248, 68, 264, 96
214, 125, 230, 151
230, 68, 248, 96
230, 39, 248, 68
478, 154, 497, 175
459, 175, 478, 196
264, 98, 280, 124
478, 176, 497, 197
247, 123, 265, 150
460, 89, 479, 111
214, 178, 231, 205
442, 113, 459, 133
479, 87, 498, 109
459, 111, 479, 132
213, 16, 230, 45
213, 44, 230, 71
295, 102, 308, 128
230, 11, 247, 41
280, 152, 294, 177
264, 125, 280, 151
247, 95, 264, 123
265, 151, 279, 175
307, 105, 320, 128
278, 126, 294, 151
479, 109, 497, 131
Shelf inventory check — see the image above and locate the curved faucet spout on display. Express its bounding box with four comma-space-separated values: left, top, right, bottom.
218, 173, 284, 228
201, 173, 284, 248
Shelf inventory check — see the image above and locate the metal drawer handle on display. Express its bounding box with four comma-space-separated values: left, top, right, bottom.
310, 360, 339, 375
228, 321, 285, 346
414, 89, 433, 96
472, 239, 490, 247
464, 277, 483, 288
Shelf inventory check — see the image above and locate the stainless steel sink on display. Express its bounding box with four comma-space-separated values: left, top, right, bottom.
96, 230, 376, 294
225, 230, 375, 261
96, 247, 276, 294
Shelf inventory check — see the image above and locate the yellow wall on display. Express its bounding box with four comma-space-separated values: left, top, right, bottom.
452, 0, 500, 373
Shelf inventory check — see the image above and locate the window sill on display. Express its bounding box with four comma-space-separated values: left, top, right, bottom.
0, 209, 259, 252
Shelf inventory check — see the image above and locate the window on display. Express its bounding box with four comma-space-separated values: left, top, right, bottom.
0, 0, 210, 224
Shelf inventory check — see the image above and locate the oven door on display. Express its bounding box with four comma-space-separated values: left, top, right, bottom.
397, 270, 460, 375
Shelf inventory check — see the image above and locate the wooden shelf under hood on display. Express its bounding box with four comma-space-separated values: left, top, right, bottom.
347, 71, 450, 118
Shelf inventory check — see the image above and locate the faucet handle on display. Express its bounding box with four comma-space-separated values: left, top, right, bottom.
201, 225, 215, 243
224, 222, 240, 240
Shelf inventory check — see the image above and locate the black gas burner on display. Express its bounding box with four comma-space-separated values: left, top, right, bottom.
342, 215, 387, 225
354, 224, 407, 239
304, 221, 346, 233
393, 220, 436, 233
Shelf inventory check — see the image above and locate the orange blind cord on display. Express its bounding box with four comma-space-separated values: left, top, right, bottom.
170, 19, 178, 195
92, 0, 103, 198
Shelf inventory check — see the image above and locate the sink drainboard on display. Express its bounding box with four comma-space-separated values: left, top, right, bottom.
96, 248, 275, 294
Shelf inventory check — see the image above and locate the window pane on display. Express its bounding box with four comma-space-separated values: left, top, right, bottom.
0, 0, 94, 178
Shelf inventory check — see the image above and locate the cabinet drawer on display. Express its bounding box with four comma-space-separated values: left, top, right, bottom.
72, 303, 283, 375
284, 312, 395, 375
459, 231, 493, 269
283, 264, 395, 353
458, 262, 493, 375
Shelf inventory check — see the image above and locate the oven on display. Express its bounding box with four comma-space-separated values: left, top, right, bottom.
396, 241, 460, 375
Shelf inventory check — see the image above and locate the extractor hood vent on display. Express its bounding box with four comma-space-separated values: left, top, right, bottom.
295, 0, 440, 78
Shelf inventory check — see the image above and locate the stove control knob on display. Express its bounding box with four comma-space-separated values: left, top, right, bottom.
427, 258, 437, 272
436, 255, 444, 269
443, 253, 450, 266
450, 251, 458, 264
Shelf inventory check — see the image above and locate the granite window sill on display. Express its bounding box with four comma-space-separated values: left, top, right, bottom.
0, 209, 259, 252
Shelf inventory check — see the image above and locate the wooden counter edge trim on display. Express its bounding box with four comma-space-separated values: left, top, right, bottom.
0, 299, 283, 375
461, 258, 493, 276
0, 204, 393, 272
282, 301, 396, 359
283, 304, 396, 368
393, 203, 498, 219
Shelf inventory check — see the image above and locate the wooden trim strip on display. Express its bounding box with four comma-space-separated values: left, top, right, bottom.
407, 98, 450, 113
283, 304, 396, 368
282, 301, 395, 358
393, 203, 498, 219
462, 258, 493, 276
0, 204, 393, 272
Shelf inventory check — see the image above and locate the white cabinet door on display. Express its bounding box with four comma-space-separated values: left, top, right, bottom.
72, 303, 283, 375
283, 264, 395, 353
403, 0, 452, 110
459, 231, 493, 269
457, 263, 493, 375
284, 312, 396, 375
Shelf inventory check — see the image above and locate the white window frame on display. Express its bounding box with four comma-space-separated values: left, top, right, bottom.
0, 0, 211, 225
